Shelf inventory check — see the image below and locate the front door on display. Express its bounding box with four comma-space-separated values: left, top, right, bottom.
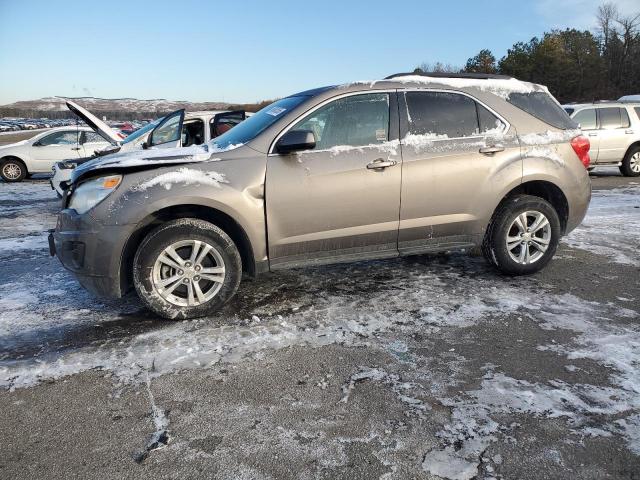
266, 91, 402, 269
398, 90, 523, 253
30, 130, 83, 171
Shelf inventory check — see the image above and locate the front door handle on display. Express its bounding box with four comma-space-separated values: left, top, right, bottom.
366, 159, 397, 170
479, 144, 505, 155
71, 147, 81, 151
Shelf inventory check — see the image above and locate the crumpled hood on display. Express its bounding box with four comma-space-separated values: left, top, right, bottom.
71, 141, 243, 184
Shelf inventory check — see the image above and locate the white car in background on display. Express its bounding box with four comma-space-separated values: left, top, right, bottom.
50, 101, 248, 196
563, 101, 640, 176
0, 125, 111, 182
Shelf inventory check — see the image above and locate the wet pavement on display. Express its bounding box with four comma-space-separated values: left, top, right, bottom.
0, 170, 639, 479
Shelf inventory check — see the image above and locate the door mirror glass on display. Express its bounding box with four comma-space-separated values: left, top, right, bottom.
149, 109, 185, 147
275, 130, 316, 154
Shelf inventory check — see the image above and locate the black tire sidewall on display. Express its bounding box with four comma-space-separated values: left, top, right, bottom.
133, 219, 242, 320
620, 147, 640, 177
485, 195, 561, 275
1, 159, 27, 182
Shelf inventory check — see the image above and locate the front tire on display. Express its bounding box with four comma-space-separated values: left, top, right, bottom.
620, 147, 640, 177
133, 219, 242, 320
0, 158, 27, 182
482, 195, 560, 275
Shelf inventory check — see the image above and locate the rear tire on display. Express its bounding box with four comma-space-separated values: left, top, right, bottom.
482, 195, 560, 275
620, 147, 640, 177
133, 218, 242, 320
0, 158, 27, 182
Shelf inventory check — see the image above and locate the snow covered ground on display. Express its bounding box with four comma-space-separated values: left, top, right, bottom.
0, 178, 639, 479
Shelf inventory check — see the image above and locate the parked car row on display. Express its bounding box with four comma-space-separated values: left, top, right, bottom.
0, 117, 79, 132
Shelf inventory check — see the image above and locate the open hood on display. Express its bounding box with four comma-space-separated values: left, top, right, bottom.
66, 100, 123, 145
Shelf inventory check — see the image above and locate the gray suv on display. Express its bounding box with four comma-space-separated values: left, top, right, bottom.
51, 73, 592, 319
564, 101, 640, 176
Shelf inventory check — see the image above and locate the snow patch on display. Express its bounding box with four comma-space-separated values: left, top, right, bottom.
135, 167, 228, 191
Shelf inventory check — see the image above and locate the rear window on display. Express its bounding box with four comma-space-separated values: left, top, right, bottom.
507, 92, 578, 130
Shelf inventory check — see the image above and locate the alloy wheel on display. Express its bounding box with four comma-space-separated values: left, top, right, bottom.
631, 152, 640, 173
2, 163, 22, 180
506, 210, 551, 265
152, 239, 226, 307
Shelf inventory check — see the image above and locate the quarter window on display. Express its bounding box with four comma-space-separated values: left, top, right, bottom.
634, 107, 640, 121
573, 109, 597, 130
405, 91, 505, 138
599, 107, 630, 129
39, 131, 79, 146
289, 93, 390, 150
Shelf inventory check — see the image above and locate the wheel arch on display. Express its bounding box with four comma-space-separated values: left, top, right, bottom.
623, 141, 640, 160
119, 204, 257, 296
494, 180, 569, 234
0, 155, 28, 173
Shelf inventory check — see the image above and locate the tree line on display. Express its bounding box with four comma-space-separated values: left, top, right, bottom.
416, 2, 640, 103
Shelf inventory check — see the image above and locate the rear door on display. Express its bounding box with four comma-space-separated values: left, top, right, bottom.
265, 91, 402, 268
398, 90, 522, 253
30, 130, 83, 170
572, 108, 600, 161
147, 110, 185, 149
596, 107, 632, 163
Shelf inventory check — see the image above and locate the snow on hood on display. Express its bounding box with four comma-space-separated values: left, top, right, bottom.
71, 141, 242, 182
133, 167, 228, 191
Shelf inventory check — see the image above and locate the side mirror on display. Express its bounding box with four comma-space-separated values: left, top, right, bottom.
275, 130, 316, 154
142, 141, 149, 150
32, 140, 42, 147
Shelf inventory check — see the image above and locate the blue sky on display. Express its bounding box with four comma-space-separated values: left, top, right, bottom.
0, 0, 635, 104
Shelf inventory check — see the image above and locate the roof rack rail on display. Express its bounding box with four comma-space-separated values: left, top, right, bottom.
384, 72, 513, 80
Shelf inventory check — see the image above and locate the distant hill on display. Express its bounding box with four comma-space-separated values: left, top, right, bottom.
0, 96, 233, 120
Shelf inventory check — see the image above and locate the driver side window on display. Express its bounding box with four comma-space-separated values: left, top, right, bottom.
39, 131, 79, 146
290, 93, 390, 151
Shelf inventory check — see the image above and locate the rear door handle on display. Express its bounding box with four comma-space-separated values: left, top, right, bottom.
626, 129, 634, 134
71, 147, 81, 151
366, 159, 397, 170
479, 144, 505, 155
588, 132, 598, 137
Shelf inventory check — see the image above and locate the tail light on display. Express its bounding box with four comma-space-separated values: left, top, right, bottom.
570, 135, 590, 168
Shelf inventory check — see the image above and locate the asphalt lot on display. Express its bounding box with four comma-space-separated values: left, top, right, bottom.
0, 170, 638, 479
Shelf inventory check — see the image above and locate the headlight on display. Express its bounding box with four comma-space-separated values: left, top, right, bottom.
69, 175, 122, 214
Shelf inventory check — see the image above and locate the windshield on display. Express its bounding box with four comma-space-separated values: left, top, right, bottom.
122, 118, 161, 144
210, 96, 310, 149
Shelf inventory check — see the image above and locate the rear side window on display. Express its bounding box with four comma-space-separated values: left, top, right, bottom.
573, 109, 597, 130
82, 131, 107, 144
406, 92, 477, 138
599, 107, 630, 129
405, 91, 505, 138
507, 92, 578, 130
